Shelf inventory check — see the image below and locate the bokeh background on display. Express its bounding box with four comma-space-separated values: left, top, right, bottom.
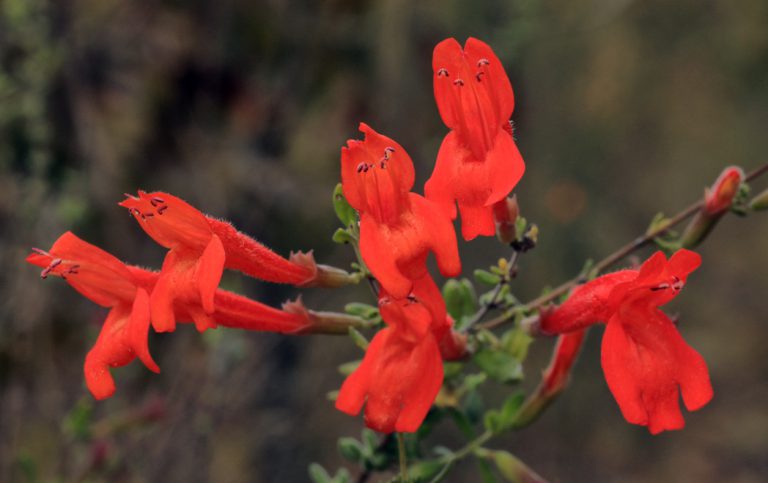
2, 0, 767, 481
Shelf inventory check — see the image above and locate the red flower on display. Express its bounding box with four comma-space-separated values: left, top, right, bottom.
540, 330, 586, 397
120, 191, 321, 332
704, 166, 744, 215
341, 123, 461, 298
26, 232, 159, 399
426, 38, 525, 240
27, 233, 321, 399
335, 293, 444, 433
540, 250, 713, 434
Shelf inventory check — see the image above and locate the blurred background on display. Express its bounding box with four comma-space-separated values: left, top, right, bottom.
1, 0, 767, 481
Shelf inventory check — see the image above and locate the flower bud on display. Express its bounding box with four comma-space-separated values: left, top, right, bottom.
704, 166, 744, 215
681, 166, 744, 248
749, 187, 768, 211
493, 195, 520, 245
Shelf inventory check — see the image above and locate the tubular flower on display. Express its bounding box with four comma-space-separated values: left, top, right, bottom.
540, 250, 713, 434
26, 232, 159, 400
425, 37, 525, 240
335, 293, 444, 433
27, 233, 321, 399
120, 191, 328, 332
341, 123, 461, 298
540, 330, 587, 398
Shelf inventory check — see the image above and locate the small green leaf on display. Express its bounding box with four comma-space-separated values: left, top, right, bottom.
408, 460, 445, 481
333, 183, 358, 227
62, 398, 93, 440
473, 350, 523, 384
308, 463, 332, 483
338, 360, 361, 375
474, 269, 501, 286
332, 228, 355, 244
344, 302, 379, 320
501, 329, 533, 362
489, 450, 546, 483
338, 438, 364, 462
443, 278, 478, 324
348, 327, 369, 351
514, 216, 528, 241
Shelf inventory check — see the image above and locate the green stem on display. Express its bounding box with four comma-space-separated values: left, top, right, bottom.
397, 433, 408, 482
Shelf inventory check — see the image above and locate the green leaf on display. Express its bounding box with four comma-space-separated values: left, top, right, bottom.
443, 278, 478, 325
333, 183, 358, 227
408, 460, 445, 482
332, 228, 355, 245
338, 437, 364, 463
473, 350, 523, 384
344, 302, 379, 320
489, 451, 546, 483
62, 398, 93, 440
474, 269, 501, 286
483, 392, 526, 435
308, 463, 332, 483
338, 360, 361, 375
501, 329, 533, 362
514, 216, 527, 241
348, 327, 369, 350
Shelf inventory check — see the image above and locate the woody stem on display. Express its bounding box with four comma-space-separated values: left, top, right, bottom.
478, 161, 768, 331
397, 433, 408, 481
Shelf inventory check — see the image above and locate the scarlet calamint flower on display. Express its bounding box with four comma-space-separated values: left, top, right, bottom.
120, 191, 346, 332
335, 293, 444, 433
27, 232, 321, 399
540, 249, 713, 434
341, 123, 461, 298
426, 37, 525, 241
26, 232, 158, 400
704, 166, 744, 215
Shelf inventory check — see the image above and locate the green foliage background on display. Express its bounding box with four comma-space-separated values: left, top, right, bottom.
1, 0, 767, 481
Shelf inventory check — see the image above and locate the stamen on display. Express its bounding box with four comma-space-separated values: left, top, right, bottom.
437, 68, 449, 77
31, 248, 50, 256
157, 205, 168, 215
406, 294, 418, 304
476, 71, 485, 82
150, 197, 165, 206
68, 265, 80, 274
477, 58, 490, 67
453, 79, 464, 87
123, 193, 139, 200
356, 162, 368, 173
378, 297, 391, 306
650, 283, 670, 292
41, 258, 62, 279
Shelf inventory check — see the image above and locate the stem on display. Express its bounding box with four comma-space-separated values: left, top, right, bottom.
397, 433, 408, 482
463, 251, 520, 331
428, 430, 493, 483
478, 162, 768, 331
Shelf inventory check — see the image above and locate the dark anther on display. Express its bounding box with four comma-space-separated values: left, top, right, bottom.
650, 283, 670, 292
453, 79, 464, 86
144, 213, 154, 218
378, 297, 391, 306
380, 159, 387, 169
406, 294, 418, 304
476, 71, 485, 82
357, 162, 368, 173
150, 197, 165, 207
68, 265, 80, 274
157, 205, 168, 215
478, 58, 490, 67
384, 146, 395, 154
437, 68, 449, 77
41, 258, 63, 279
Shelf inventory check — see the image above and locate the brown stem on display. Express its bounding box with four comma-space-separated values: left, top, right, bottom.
477, 162, 768, 331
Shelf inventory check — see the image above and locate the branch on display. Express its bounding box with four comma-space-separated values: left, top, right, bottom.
477, 162, 768, 331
